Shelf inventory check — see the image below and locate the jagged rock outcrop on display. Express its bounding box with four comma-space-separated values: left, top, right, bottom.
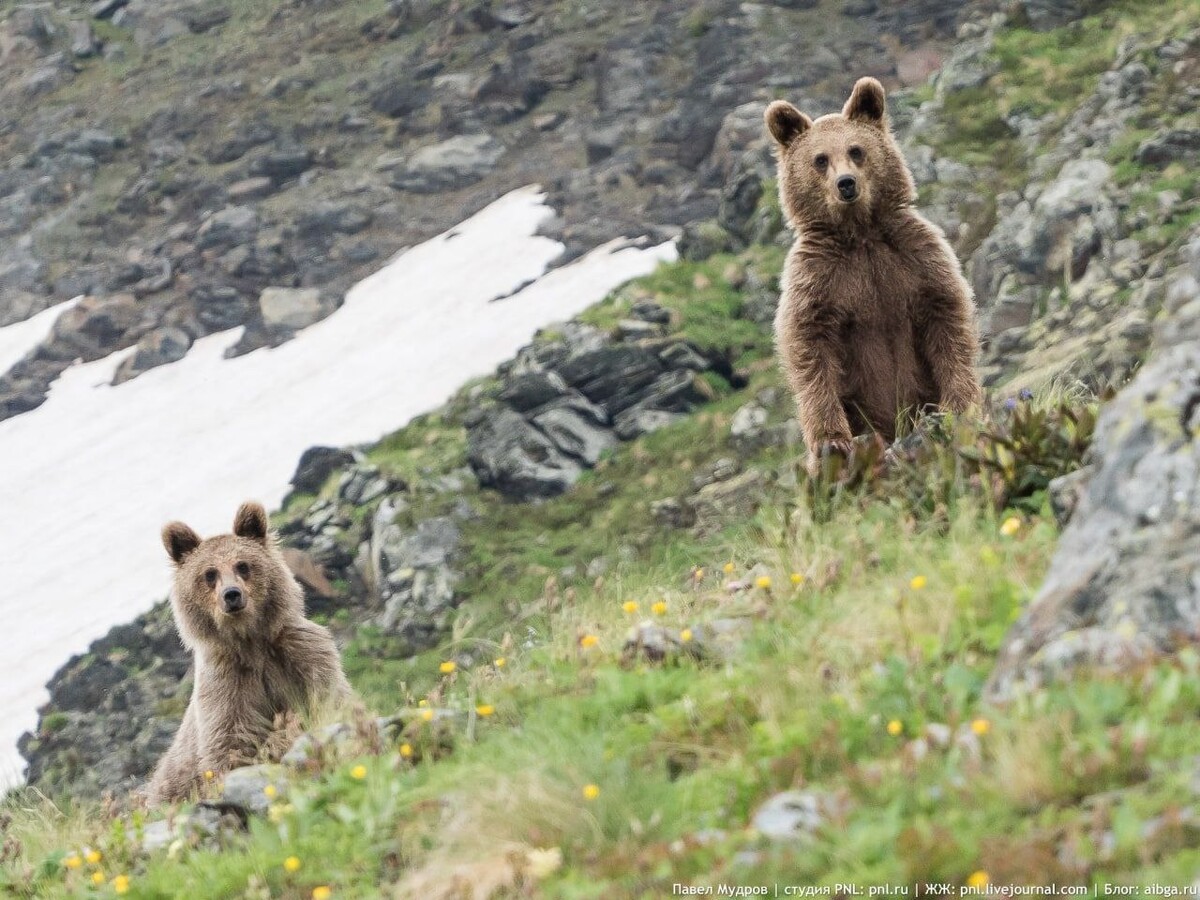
16, 602, 187, 800
988, 235, 1200, 698
467, 320, 725, 500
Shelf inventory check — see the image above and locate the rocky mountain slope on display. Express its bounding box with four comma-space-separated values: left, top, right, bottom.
0, 0, 984, 418
3, 0, 1200, 895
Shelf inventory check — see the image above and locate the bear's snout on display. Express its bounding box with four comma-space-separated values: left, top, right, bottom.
836, 175, 858, 202
222, 585, 245, 613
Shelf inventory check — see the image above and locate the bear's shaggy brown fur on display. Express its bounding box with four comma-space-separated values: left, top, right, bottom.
146, 501, 352, 804
766, 77, 981, 473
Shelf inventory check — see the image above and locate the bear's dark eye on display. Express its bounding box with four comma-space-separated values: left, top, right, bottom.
848, 146, 865, 163
235, 561, 251, 579
204, 568, 218, 588
814, 154, 829, 171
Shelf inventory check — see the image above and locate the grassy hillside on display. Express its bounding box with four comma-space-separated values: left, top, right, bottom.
8, 242, 1198, 895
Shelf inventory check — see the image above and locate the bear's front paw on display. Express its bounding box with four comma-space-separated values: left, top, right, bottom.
805, 437, 856, 477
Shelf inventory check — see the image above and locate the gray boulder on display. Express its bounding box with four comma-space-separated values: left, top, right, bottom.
69, 20, 99, 57
259, 286, 335, 331
338, 464, 391, 505
971, 159, 1116, 334
988, 236, 1200, 698
530, 400, 616, 467
1017, 0, 1090, 30
467, 407, 583, 499
752, 791, 836, 841
374, 516, 461, 647
196, 205, 258, 250
289, 446, 356, 495
248, 145, 313, 182
614, 408, 684, 440
111, 326, 192, 384
1135, 129, 1200, 167
391, 134, 504, 193
498, 370, 570, 412
557, 344, 664, 413
206, 764, 286, 817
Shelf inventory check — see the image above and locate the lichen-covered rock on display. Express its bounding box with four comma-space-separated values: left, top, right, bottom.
1134, 128, 1200, 167
18, 602, 189, 801
988, 236, 1200, 698
466, 406, 584, 499
390, 134, 505, 193
259, 287, 335, 331
751, 790, 842, 841
372, 513, 462, 649
111, 326, 192, 385
289, 446, 357, 496
205, 764, 286, 818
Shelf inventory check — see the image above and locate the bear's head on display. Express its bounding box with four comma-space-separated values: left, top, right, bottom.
765, 77, 916, 235
162, 501, 300, 647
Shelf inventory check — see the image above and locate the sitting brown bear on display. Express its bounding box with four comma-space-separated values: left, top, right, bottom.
765, 77, 982, 474
146, 501, 352, 803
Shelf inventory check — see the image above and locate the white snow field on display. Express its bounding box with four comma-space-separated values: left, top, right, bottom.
0, 186, 676, 787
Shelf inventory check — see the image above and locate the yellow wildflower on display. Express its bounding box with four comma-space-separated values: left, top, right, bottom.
909, 575, 927, 590
421, 709, 434, 722
886, 719, 903, 736
63, 854, 82, 870
971, 718, 991, 736
113, 875, 131, 895
651, 601, 667, 615
622, 600, 639, 614
494, 657, 506, 668
263, 784, 277, 799
284, 856, 302, 873
722, 562, 735, 574
91, 872, 105, 886
967, 871, 989, 889
203, 770, 215, 780
84, 849, 101, 865
582, 783, 600, 800
399, 743, 414, 758
580, 634, 599, 649
476, 704, 495, 717
313, 888, 333, 900
755, 575, 772, 590
694, 567, 705, 581
1000, 516, 1021, 537
790, 572, 804, 586
350, 764, 367, 780
680, 628, 693, 643
439, 660, 457, 674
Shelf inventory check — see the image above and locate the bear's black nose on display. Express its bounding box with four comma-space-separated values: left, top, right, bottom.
836, 175, 858, 201
222, 586, 245, 613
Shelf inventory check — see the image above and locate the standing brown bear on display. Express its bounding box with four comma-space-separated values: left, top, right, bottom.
766, 77, 981, 474
146, 501, 352, 803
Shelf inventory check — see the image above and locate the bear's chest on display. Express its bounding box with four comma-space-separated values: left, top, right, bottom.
821, 241, 923, 327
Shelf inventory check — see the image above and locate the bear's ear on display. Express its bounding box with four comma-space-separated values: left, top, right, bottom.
163, 522, 202, 565
764, 100, 812, 148
843, 77, 887, 128
233, 501, 269, 544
